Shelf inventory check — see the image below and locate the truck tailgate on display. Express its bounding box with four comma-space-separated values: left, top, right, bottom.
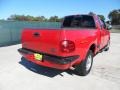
21, 28, 62, 56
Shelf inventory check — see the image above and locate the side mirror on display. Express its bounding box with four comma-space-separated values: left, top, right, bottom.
107, 25, 112, 30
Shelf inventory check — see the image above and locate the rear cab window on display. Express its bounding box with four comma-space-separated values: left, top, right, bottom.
62, 15, 96, 29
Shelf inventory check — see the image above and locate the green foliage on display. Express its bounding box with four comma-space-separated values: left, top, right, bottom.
49, 16, 63, 22
89, 12, 105, 21
108, 9, 120, 25
7, 15, 63, 22
88, 12, 96, 15
98, 15, 105, 21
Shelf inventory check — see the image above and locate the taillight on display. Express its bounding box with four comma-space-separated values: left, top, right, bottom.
60, 40, 75, 53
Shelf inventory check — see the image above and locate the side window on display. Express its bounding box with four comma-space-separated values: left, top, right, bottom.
98, 18, 106, 29
101, 20, 106, 29
97, 17, 102, 29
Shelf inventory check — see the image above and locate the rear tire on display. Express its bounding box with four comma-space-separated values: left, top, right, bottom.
74, 50, 93, 76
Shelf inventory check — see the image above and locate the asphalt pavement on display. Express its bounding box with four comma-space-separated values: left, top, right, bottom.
0, 33, 120, 90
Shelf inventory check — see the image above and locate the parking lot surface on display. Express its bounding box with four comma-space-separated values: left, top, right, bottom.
0, 33, 120, 90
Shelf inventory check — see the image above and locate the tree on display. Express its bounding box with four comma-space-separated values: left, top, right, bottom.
98, 15, 105, 21
48, 16, 63, 22
88, 12, 105, 21
26, 15, 34, 21
33, 16, 46, 21
7, 14, 63, 22
49, 16, 59, 22
108, 9, 120, 25
89, 12, 96, 15
7, 15, 28, 21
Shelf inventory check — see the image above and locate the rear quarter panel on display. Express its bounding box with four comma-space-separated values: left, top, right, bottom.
60, 29, 99, 62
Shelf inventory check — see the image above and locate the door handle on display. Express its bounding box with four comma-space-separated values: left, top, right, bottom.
33, 32, 40, 37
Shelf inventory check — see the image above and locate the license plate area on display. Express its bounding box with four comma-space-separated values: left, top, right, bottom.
34, 53, 43, 61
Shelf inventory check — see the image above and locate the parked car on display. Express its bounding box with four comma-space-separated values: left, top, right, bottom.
18, 14, 110, 76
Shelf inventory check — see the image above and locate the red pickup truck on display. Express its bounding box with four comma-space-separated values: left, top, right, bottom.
18, 14, 110, 76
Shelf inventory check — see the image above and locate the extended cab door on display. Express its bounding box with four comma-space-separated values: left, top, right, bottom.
101, 20, 110, 46
97, 18, 105, 49
99, 19, 109, 48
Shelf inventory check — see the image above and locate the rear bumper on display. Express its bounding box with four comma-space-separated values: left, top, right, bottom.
18, 48, 79, 70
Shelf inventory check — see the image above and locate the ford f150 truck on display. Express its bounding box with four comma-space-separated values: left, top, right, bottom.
18, 14, 110, 76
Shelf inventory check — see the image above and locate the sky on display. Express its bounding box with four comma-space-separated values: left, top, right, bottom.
0, 0, 120, 20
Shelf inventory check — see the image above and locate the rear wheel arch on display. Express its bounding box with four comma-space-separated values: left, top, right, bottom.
74, 44, 96, 76
74, 50, 93, 76
89, 44, 96, 55
80, 43, 96, 61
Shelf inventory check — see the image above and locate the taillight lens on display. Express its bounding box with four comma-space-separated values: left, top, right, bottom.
60, 40, 75, 53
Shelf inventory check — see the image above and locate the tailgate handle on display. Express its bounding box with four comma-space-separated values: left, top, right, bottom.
33, 32, 40, 37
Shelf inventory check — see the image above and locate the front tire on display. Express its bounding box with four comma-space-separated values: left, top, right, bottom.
74, 50, 93, 76
104, 40, 110, 51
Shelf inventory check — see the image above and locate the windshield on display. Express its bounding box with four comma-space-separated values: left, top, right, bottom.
62, 15, 96, 28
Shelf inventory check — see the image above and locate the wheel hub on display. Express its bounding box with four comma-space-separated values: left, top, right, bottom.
86, 55, 92, 71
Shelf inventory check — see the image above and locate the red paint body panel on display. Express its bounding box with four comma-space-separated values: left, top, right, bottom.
22, 29, 62, 56
19, 15, 110, 70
